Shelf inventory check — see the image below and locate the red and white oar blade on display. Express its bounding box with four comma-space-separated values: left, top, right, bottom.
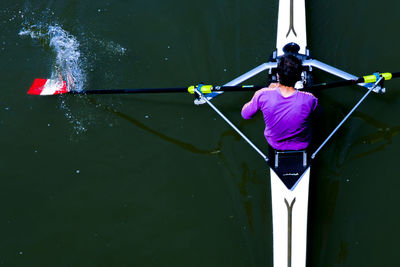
28, 79, 68, 95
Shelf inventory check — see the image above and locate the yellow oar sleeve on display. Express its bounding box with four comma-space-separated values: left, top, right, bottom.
363, 72, 392, 83
188, 85, 213, 94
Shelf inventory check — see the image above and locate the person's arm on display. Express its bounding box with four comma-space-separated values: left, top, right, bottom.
241, 88, 266, 119
312, 97, 321, 118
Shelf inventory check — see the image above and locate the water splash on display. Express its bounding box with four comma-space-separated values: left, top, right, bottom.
94, 39, 127, 56
18, 13, 127, 137
19, 23, 89, 135
19, 24, 86, 92
59, 97, 88, 135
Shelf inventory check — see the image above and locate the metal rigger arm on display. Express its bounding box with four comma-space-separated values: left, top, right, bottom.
193, 59, 397, 161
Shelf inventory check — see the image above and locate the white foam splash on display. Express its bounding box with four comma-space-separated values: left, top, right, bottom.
20, 23, 88, 135
59, 97, 88, 135
95, 39, 127, 56
19, 24, 86, 92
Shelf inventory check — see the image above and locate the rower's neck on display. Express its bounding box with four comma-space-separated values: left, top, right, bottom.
278, 83, 296, 97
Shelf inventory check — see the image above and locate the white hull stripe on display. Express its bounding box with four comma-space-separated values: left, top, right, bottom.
270, 167, 310, 267
276, 0, 308, 56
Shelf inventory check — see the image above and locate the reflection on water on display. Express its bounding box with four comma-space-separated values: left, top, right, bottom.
319, 94, 400, 166
309, 179, 340, 266
348, 125, 400, 160
239, 163, 257, 232
89, 97, 267, 233
92, 98, 218, 155
337, 240, 348, 265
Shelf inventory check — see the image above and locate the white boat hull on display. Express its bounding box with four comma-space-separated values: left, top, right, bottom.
270, 167, 310, 267
276, 0, 308, 56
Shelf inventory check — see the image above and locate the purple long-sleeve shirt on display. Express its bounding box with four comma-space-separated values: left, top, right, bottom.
241, 86, 318, 151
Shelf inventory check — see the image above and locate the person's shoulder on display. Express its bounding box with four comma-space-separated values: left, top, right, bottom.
298, 91, 318, 110
254, 83, 278, 95
298, 90, 317, 99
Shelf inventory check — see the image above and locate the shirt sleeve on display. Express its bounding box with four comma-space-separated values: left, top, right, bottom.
312, 97, 318, 111
312, 97, 322, 117
241, 90, 263, 120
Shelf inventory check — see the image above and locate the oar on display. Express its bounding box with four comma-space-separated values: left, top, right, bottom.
309, 72, 400, 91
28, 72, 400, 96
27, 79, 261, 96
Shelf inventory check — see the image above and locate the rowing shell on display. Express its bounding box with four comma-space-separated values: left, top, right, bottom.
270, 0, 310, 266
276, 0, 308, 56
270, 164, 310, 267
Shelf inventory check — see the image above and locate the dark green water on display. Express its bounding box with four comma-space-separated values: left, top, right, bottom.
1, 0, 400, 266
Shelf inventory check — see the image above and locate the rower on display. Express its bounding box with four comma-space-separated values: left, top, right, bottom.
241, 54, 319, 188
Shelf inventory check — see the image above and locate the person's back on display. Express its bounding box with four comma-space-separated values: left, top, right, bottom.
241, 54, 318, 151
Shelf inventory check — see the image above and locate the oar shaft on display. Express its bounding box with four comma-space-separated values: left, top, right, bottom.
57, 71, 400, 95
70, 87, 189, 94
308, 79, 363, 91
74, 85, 262, 94
309, 72, 400, 91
